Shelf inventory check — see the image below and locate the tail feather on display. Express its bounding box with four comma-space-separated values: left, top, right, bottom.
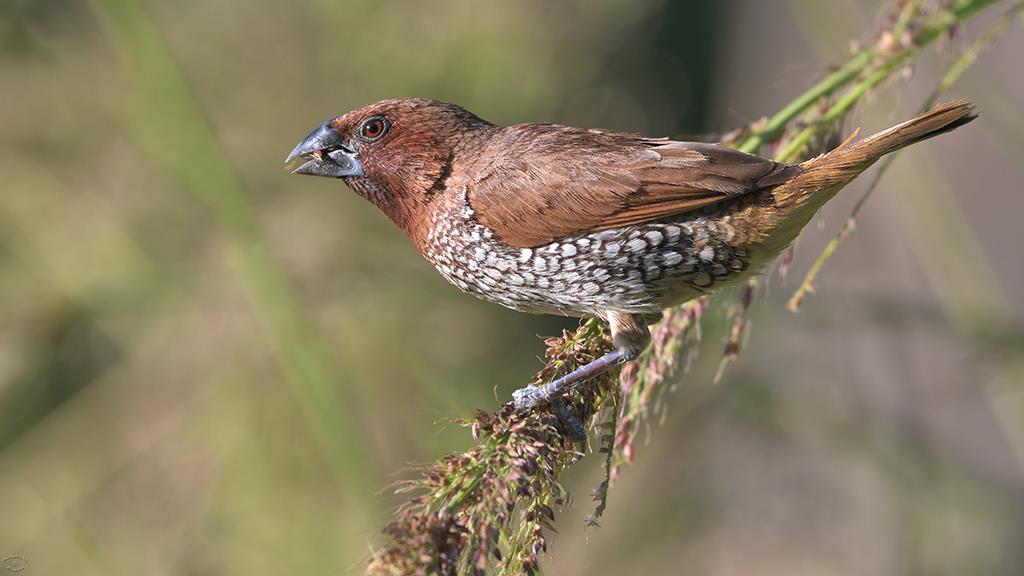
773, 99, 977, 207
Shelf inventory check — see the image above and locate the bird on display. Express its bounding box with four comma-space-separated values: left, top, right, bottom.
286, 98, 975, 411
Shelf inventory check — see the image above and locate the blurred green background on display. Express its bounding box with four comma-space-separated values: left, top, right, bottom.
2, 0, 1023, 574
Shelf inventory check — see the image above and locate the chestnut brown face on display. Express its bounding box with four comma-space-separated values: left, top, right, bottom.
286, 99, 495, 228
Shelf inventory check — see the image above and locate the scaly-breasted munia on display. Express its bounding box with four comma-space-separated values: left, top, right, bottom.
286, 98, 975, 409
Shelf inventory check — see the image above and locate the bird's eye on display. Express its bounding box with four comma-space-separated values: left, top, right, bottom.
359, 116, 389, 142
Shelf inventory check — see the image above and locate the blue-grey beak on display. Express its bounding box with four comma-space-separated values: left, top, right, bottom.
286, 122, 365, 178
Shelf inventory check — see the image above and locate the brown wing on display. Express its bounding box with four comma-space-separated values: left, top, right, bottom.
468, 124, 800, 248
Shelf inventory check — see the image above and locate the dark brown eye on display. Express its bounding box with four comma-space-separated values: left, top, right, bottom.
359, 116, 389, 141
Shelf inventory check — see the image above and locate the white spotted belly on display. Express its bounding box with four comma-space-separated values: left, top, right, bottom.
423, 207, 759, 317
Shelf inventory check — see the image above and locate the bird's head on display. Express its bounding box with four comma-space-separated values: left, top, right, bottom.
286, 98, 494, 234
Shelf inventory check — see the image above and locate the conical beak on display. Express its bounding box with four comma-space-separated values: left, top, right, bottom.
286, 122, 364, 178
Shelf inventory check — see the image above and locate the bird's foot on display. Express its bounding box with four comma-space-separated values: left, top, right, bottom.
511, 349, 627, 410
512, 313, 648, 441
551, 398, 587, 442
512, 349, 628, 442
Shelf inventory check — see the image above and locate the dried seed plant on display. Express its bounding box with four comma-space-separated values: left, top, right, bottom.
367, 1, 1017, 573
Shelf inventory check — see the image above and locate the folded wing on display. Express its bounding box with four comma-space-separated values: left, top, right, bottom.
468, 124, 800, 248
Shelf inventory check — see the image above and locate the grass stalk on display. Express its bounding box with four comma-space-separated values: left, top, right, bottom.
787, 0, 1023, 311
737, 0, 1001, 154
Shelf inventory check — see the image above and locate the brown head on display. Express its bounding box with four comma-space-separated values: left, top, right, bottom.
286, 99, 496, 236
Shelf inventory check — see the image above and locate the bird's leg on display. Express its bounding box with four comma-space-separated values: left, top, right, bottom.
512, 312, 651, 412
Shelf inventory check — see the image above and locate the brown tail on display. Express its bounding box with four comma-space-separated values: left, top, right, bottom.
773, 99, 977, 208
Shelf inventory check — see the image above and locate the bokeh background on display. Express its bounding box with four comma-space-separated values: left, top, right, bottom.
2, 0, 1023, 574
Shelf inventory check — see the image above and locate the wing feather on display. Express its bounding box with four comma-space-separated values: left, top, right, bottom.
468, 125, 799, 248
